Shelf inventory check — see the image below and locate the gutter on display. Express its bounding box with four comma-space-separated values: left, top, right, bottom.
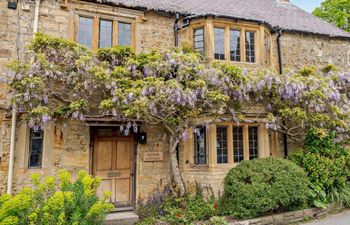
7, 0, 41, 195
276, 29, 289, 158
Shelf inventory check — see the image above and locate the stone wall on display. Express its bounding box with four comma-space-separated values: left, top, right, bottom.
282, 33, 350, 71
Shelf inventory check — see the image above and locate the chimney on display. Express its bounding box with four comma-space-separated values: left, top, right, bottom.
278, 0, 289, 3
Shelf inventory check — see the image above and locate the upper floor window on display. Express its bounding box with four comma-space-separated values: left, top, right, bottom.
190, 20, 268, 64
29, 128, 44, 168
230, 30, 241, 62
194, 127, 206, 164
99, 19, 113, 48
214, 28, 225, 60
193, 28, 205, 55
245, 31, 256, 63
77, 15, 133, 50
78, 16, 93, 49
118, 22, 131, 46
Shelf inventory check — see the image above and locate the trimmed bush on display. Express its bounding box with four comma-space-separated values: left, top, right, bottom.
0, 170, 113, 225
221, 158, 310, 219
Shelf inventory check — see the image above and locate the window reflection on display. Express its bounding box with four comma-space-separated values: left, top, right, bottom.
78, 17, 93, 49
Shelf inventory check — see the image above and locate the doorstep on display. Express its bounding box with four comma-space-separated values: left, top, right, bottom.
104, 211, 139, 225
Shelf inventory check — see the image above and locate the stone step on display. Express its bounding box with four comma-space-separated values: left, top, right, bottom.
104, 211, 139, 225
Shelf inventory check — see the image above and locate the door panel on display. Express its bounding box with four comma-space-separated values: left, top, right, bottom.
96, 141, 113, 171
115, 178, 130, 205
97, 179, 113, 202
93, 131, 134, 207
117, 141, 131, 170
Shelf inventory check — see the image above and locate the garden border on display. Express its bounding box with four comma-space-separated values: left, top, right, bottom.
230, 204, 345, 225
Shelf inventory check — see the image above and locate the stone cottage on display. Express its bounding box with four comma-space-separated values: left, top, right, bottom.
0, 0, 349, 210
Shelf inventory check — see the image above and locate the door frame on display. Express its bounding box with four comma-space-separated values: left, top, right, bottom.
89, 126, 138, 209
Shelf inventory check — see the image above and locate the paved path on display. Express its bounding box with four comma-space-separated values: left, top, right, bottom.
304, 210, 350, 225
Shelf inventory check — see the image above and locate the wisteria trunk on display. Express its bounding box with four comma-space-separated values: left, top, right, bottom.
169, 138, 186, 196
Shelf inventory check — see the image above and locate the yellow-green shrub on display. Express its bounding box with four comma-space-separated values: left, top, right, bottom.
0, 170, 113, 225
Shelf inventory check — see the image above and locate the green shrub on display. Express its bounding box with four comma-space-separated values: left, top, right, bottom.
221, 158, 310, 219
137, 188, 218, 225
161, 193, 217, 224
290, 128, 350, 207
0, 170, 113, 225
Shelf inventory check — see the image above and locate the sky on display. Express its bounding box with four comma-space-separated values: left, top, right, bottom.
290, 0, 324, 13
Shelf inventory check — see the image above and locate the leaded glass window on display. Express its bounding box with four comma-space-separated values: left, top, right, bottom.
249, 127, 259, 160
233, 126, 244, 163
78, 16, 93, 49
217, 126, 228, 164
245, 31, 255, 63
29, 129, 44, 168
194, 127, 206, 164
230, 30, 241, 62
118, 22, 131, 46
99, 19, 113, 48
214, 28, 225, 60
193, 28, 205, 55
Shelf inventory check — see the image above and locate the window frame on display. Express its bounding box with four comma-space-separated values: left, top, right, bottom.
245, 30, 256, 63
73, 10, 137, 51
28, 128, 44, 169
98, 19, 114, 48
193, 126, 207, 164
189, 19, 268, 65
184, 123, 270, 171
193, 27, 205, 56
213, 27, 226, 60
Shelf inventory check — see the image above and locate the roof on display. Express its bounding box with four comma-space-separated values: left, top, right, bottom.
95, 0, 350, 38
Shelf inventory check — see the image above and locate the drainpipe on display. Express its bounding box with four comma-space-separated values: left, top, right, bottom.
174, 13, 180, 47
7, 0, 41, 195
174, 13, 190, 47
277, 29, 288, 158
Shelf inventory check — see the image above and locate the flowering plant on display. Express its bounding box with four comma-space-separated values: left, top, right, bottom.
5, 33, 350, 196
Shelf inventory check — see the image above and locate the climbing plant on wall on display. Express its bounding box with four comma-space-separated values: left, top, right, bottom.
5, 33, 350, 196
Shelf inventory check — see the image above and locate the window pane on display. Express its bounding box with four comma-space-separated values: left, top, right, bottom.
245, 31, 255, 63
99, 19, 113, 48
249, 127, 259, 160
230, 30, 241, 62
233, 126, 244, 163
217, 126, 228, 164
29, 129, 44, 168
194, 28, 205, 55
78, 17, 93, 49
118, 22, 131, 46
194, 126, 206, 164
214, 28, 225, 60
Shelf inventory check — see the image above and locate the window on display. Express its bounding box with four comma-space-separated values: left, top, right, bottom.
233, 126, 244, 163
194, 127, 206, 164
217, 126, 228, 164
118, 22, 131, 46
245, 31, 255, 63
78, 17, 93, 49
28, 129, 44, 168
249, 127, 259, 159
230, 30, 241, 62
99, 19, 113, 48
193, 28, 205, 55
214, 28, 225, 60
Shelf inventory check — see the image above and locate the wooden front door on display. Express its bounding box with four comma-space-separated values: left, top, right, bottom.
93, 129, 134, 207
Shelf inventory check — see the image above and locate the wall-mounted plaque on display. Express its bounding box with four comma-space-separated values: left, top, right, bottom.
143, 152, 164, 162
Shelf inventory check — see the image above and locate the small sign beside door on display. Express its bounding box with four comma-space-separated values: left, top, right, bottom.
143, 152, 164, 162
